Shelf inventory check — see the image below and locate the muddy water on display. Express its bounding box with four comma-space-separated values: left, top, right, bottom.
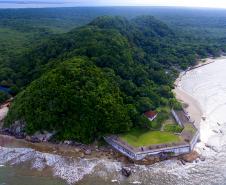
0, 165, 67, 185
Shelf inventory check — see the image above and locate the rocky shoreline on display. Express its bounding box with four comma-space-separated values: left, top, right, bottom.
0, 133, 203, 180
0, 124, 202, 167
0, 100, 202, 178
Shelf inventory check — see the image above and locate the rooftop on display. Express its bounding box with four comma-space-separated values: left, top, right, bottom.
144, 111, 157, 119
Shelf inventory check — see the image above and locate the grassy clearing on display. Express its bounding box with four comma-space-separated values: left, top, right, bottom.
162, 117, 177, 125
163, 124, 183, 133
120, 129, 181, 147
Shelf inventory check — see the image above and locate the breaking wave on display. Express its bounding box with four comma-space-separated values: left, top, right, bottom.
0, 146, 122, 184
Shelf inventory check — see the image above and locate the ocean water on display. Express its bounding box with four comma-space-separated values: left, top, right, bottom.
1, 57, 226, 185
0, 165, 67, 185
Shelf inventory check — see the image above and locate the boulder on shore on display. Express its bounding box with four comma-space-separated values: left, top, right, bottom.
199, 155, 206, 162
84, 149, 92, 155
28, 131, 55, 143
181, 151, 199, 163
64, 140, 73, 145
30, 136, 41, 143
180, 160, 186, 165
121, 167, 131, 177
205, 143, 219, 152
7, 120, 26, 139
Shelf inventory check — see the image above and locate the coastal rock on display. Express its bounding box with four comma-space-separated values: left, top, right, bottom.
30, 131, 55, 143
43, 131, 55, 141
1, 128, 10, 134
140, 159, 150, 165
121, 167, 131, 177
212, 130, 218, 134
159, 153, 168, 161
73, 141, 82, 146
111, 180, 118, 183
25, 136, 31, 141
11, 121, 25, 134
30, 136, 41, 143
7, 120, 26, 139
74, 148, 81, 153
84, 149, 92, 155
64, 140, 73, 145
33, 132, 44, 142
79, 152, 85, 158
199, 155, 206, 162
134, 156, 161, 165
180, 160, 186, 165
181, 151, 199, 163
117, 156, 129, 163
15, 135, 25, 139
212, 147, 219, 153
205, 143, 219, 152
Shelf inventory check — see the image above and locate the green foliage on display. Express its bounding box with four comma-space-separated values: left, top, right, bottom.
164, 124, 183, 133
6, 58, 132, 143
0, 91, 9, 104
148, 120, 160, 130
149, 111, 169, 130
136, 97, 154, 113
169, 98, 183, 110
2, 11, 226, 143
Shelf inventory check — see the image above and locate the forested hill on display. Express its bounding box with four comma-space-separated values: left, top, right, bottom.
4, 16, 225, 143
6, 16, 223, 88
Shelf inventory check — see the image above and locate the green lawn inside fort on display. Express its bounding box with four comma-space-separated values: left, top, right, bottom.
120, 129, 182, 147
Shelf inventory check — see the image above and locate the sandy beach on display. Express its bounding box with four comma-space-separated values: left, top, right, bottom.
174, 56, 226, 145
173, 56, 225, 129
173, 87, 202, 128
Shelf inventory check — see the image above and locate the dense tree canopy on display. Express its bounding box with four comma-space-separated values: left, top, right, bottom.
3, 15, 226, 143
6, 58, 133, 143
0, 91, 9, 104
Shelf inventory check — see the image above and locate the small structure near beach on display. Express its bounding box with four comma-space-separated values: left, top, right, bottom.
104, 109, 200, 161
144, 111, 158, 121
